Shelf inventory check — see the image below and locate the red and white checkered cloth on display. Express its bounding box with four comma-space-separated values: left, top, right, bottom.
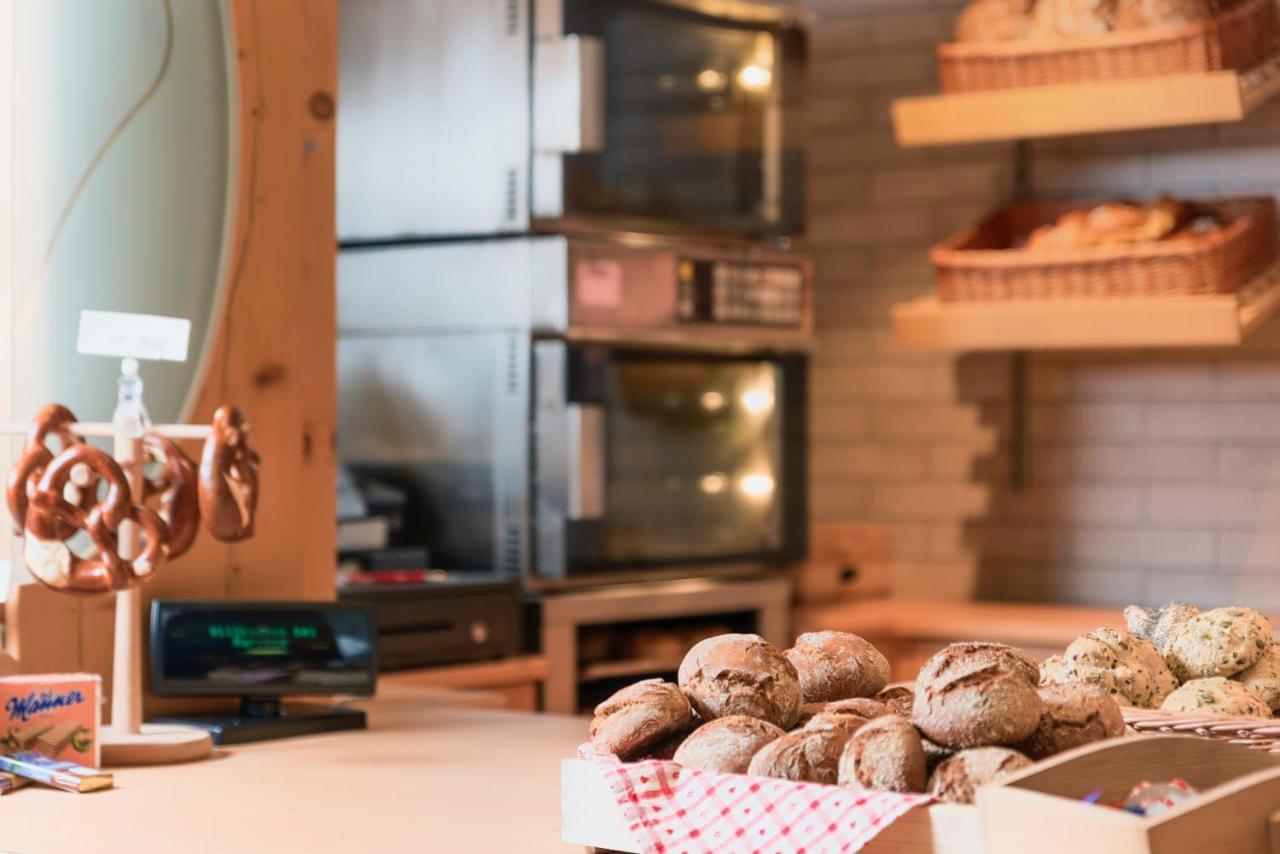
580, 745, 934, 854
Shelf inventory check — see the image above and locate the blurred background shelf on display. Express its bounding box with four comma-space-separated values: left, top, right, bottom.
892, 261, 1280, 351
892, 52, 1280, 147
578, 656, 684, 682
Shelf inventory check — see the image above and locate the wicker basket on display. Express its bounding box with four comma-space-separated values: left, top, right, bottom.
932, 196, 1279, 302
1123, 706, 1280, 754
939, 0, 1279, 93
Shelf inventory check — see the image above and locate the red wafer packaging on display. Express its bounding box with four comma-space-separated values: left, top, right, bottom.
0, 674, 100, 767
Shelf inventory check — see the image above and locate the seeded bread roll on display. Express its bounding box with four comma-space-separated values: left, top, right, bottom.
912, 643, 1042, 749
837, 715, 927, 793
746, 727, 849, 784
590, 680, 694, 760
785, 632, 891, 704
1236, 643, 1280, 711
1124, 602, 1199, 653
1015, 684, 1124, 760
928, 747, 1032, 805
679, 634, 803, 730
672, 715, 785, 774
1061, 628, 1176, 708
875, 686, 915, 718
1165, 607, 1273, 681
1161, 677, 1271, 718
803, 698, 891, 735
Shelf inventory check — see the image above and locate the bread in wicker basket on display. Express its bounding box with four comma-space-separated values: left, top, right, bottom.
932, 195, 1278, 301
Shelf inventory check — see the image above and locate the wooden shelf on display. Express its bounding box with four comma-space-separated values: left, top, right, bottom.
579, 656, 682, 682
892, 53, 1280, 147
892, 261, 1280, 351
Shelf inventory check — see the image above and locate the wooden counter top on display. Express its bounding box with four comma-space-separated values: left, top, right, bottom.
3, 685, 586, 853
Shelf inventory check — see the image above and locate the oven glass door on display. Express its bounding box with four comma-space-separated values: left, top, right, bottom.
534, 343, 805, 578
558, 0, 805, 239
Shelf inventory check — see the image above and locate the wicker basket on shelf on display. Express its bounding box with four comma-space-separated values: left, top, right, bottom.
932, 196, 1279, 302
1123, 706, 1280, 754
939, 0, 1279, 93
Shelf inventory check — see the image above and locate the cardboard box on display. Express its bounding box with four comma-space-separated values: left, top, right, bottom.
0, 674, 101, 768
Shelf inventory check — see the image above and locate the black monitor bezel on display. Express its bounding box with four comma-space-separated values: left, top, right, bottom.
149, 600, 378, 698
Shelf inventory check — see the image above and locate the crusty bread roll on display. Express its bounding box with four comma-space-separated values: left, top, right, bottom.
913, 643, 1042, 749
1016, 684, 1125, 760
679, 634, 803, 730
928, 747, 1033, 804
746, 727, 849, 784
785, 631, 891, 704
875, 686, 915, 718
837, 715, 928, 793
672, 715, 785, 774
802, 698, 891, 735
1165, 607, 1273, 681
590, 680, 694, 760
1162, 677, 1271, 717
1236, 643, 1280, 711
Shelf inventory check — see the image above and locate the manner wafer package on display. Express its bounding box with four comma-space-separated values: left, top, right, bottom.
0, 674, 100, 767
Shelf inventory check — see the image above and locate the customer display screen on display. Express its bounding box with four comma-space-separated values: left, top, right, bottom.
151, 602, 377, 696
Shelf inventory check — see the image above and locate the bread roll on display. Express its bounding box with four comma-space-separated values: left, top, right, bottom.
1016, 684, 1124, 760
1060, 628, 1176, 708
1124, 601, 1199, 653
679, 634, 803, 729
1165, 607, 1273, 681
803, 698, 891, 735
746, 727, 849, 784
785, 631, 891, 704
672, 715, 785, 774
912, 643, 1042, 749
1031, 0, 1115, 38
1236, 643, 1280, 711
590, 680, 694, 760
837, 715, 927, 793
956, 0, 1035, 42
928, 747, 1032, 804
1162, 677, 1271, 718
875, 686, 914, 718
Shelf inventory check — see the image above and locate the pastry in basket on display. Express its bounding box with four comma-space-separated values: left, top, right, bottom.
1161, 676, 1271, 717
802, 698, 891, 734
1164, 606, 1273, 681
784, 631, 891, 704
927, 747, 1033, 804
747, 726, 849, 784
678, 634, 803, 729
837, 715, 928, 794
1049, 628, 1177, 708
1030, 0, 1116, 38
1112, 0, 1216, 29
956, 0, 1036, 41
1025, 197, 1188, 249
1235, 643, 1280, 711
589, 680, 694, 761
672, 715, 784, 774
1124, 601, 1200, 653
913, 642, 1043, 749
1015, 684, 1125, 759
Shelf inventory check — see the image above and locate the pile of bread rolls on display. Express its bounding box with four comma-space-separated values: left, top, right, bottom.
1044, 603, 1280, 718
1019, 197, 1221, 251
588, 632, 1125, 804
957, 0, 1217, 43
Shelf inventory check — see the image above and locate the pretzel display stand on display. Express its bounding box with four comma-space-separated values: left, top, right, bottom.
2, 360, 259, 766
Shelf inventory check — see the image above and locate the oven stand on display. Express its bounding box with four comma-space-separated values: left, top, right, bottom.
540, 575, 792, 715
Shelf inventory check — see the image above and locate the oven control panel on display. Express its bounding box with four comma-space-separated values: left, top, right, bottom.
676, 259, 806, 328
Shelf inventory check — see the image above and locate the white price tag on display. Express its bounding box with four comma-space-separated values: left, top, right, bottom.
76, 311, 191, 362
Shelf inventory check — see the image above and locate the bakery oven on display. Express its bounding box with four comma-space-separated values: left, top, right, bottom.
338, 0, 807, 243
336, 232, 811, 587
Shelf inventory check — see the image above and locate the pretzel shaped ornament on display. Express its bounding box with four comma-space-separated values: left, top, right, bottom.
5, 404, 96, 539
199, 406, 259, 542
23, 445, 169, 595
141, 436, 200, 559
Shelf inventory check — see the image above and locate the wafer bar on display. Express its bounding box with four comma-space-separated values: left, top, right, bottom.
12, 721, 52, 750
0, 752, 112, 793
34, 720, 81, 756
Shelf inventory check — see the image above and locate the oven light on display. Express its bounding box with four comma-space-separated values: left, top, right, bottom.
738, 473, 775, 500
740, 388, 775, 415
697, 69, 728, 92
737, 63, 772, 92
700, 391, 727, 411
700, 473, 729, 495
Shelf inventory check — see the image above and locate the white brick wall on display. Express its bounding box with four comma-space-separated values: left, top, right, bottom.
802, 0, 1280, 608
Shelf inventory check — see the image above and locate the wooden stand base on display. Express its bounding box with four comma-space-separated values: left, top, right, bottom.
101, 723, 213, 767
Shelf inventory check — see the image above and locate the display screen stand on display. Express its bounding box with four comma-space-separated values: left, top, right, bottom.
154, 697, 367, 745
